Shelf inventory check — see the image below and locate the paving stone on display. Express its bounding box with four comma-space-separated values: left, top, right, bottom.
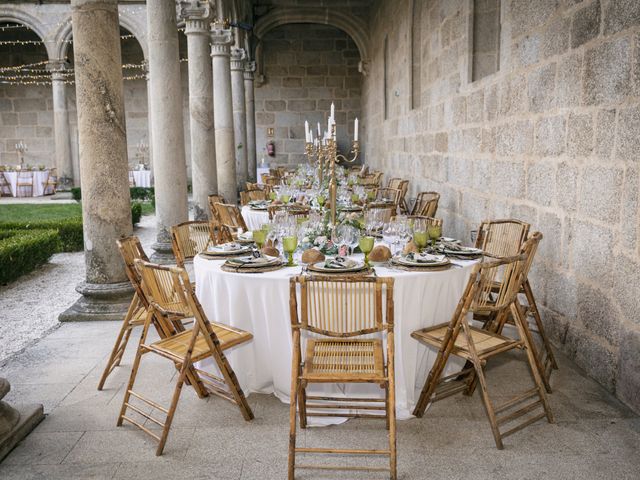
0, 463, 118, 480
2, 430, 83, 465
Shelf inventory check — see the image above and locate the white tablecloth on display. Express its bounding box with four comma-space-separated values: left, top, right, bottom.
131, 170, 152, 188
257, 167, 270, 184
3, 170, 49, 197
194, 254, 476, 421
241, 205, 269, 231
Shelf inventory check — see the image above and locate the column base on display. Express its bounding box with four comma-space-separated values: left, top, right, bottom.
0, 378, 44, 462
58, 281, 133, 322
149, 241, 176, 264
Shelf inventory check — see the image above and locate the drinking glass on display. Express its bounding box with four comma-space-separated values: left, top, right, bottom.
283, 235, 298, 266
253, 229, 266, 249
359, 236, 375, 265
413, 219, 428, 251
428, 223, 442, 248
317, 194, 326, 207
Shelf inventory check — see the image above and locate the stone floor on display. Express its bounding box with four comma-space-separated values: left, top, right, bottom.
0, 206, 639, 479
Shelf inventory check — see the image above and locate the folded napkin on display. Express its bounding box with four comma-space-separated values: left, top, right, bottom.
440, 241, 464, 251
226, 255, 272, 265
209, 242, 242, 252
323, 256, 358, 269
406, 252, 446, 263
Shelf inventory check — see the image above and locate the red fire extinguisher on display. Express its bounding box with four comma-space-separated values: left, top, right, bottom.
267, 140, 276, 157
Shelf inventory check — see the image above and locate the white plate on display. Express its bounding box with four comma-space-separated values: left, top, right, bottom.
201, 244, 251, 256
308, 260, 367, 273
224, 255, 281, 268
392, 255, 450, 267
442, 246, 483, 256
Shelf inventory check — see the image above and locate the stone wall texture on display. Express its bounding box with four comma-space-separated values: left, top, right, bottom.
254, 24, 362, 165
362, 0, 640, 413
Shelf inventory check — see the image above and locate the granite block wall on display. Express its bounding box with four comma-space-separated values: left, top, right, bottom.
362, 0, 640, 413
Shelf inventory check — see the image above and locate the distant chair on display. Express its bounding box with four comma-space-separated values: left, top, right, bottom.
267, 204, 310, 221
411, 191, 440, 217
16, 171, 33, 197
214, 203, 248, 237
170, 221, 218, 269
42, 168, 58, 195
128, 171, 136, 187
240, 189, 268, 206
374, 187, 402, 211
0, 172, 12, 196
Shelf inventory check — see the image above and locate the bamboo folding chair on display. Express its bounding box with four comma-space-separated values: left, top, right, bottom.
365, 204, 396, 224
375, 187, 402, 210
118, 261, 254, 455
288, 276, 397, 479
0, 172, 12, 196
387, 177, 402, 190
98, 236, 187, 391
268, 204, 310, 221
42, 168, 58, 195
213, 202, 249, 238
207, 194, 226, 217
16, 171, 33, 197
411, 191, 440, 217
474, 220, 558, 389
411, 236, 554, 449
359, 171, 383, 187
170, 221, 218, 269
393, 215, 443, 229
397, 180, 410, 214
240, 189, 268, 206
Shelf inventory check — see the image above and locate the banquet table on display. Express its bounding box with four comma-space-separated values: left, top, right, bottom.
241, 205, 270, 231
131, 170, 153, 187
193, 253, 477, 422
3, 170, 49, 197
256, 166, 270, 184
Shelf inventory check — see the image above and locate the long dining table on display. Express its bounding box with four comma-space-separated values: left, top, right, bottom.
193, 253, 477, 423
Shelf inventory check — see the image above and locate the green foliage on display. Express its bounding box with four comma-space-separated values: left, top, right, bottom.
0, 229, 59, 284
71, 187, 81, 201
0, 203, 82, 223
0, 218, 84, 252
71, 186, 155, 203
131, 202, 142, 225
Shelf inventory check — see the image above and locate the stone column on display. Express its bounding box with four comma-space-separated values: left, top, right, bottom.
210, 24, 237, 203
48, 60, 74, 188
60, 0, 133, 322
0, 378, 44, 462
181, 1, 217, 220
244, 60, 257, 183
147, 0, 189, 261
230, 47, 248, 188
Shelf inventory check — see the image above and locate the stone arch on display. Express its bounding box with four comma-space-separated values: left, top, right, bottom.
252, 7, 370, 84
0, 9, 55, 60
53, 12, 148, 61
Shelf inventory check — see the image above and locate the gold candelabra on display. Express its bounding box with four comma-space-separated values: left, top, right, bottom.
304, 123, 359, 225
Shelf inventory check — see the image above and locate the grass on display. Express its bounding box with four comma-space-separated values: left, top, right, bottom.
0, 202, 155, 222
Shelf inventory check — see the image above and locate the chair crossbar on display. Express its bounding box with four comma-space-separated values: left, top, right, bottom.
439, 367, 474, 383
297, 464, 391, 472
305, 395, 385, 403
500, 412, 547, 438
296, 447, 390, 455
305, 403, 386, 410
433, 381, 468, 401
303, 412, 388, 419
127, 390, 169, 414
494, 387, 539, 414
497, 399, 543, 426
121, 416, 161, 441
124, 402, 165, 428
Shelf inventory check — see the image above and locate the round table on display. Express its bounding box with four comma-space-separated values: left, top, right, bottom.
241, 205, 269, 231
193, 253, 477, 422
3, 170, 50, 197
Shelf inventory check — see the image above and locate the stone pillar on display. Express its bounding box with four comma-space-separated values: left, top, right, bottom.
60, 0, 133, 322
181, 1, 217, 220
147, 0, 189, 261
0, 378, 44, 462
210, 24, 237, 203
49, 60, 74, 188
244, 61, 257, 183
230, 47, 248, 188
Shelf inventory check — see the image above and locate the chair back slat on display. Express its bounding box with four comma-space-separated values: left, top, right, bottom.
117, 235, 150, 307
476, 219, 530, 257
134, 260, 191, 317
170, 221, 214, 267
214, 203, 248, 233
240, 189, 268, 205
292, 276, 394, 337
412, 191, 440, 217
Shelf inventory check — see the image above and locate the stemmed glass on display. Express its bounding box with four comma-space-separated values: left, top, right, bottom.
383, 221, 398, 256
283, 225, 298, 267
331, 226, 346, 256
428, 222, 442, 250
253, 228, 266, 250
358, 235, 375, 266
412, 219, 428, 252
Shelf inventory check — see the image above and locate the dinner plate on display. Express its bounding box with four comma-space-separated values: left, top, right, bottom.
442, 246, 483, 256
392, 255, 450, 267
440, 237, 461, 244
249, 205, 269, 211
201, 244, 251, 256
224, 255, 282, 268
308, 260, 367, 273
338, 205, 363, 212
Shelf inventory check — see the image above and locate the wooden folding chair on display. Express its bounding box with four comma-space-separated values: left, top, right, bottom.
288, 275, 397, 479
475, 219, 530, 258
364, 204, 396, 224
118, 260, 254, 455
0, 172, 12, 196
411, 236, 554, 449
42, 168, 58, 195
213, 202, 248, 236
268, 204, 310, 221
375, 187, 402, 211
411, 191, 440, 217
98, 236, 187, 391
170, 221, 218, 269
393, 215, 443, 230
240, 189, 267, 206
16, 171, 33, 197
387, 177, 402, 190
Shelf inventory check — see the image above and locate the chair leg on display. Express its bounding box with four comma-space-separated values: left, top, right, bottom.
413, 336, 455, 417
213, 349, 254, 421
513, 301, 552, 394
387, 380, 397, 480
473, 360, 504, 450
524, 280, 559, 371
156, 363, 189, 456
298, 380, 307, 429
288, 348, 301, 480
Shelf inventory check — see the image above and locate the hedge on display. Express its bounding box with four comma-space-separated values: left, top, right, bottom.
0, 203, 142, 253
0, 229, 59, 284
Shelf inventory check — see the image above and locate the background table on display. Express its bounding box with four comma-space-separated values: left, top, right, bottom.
241, 205, 269, 231
131, 170, 153, 187
256, 166, 270, 184
194, 254, 476, 422
3, 170, 49, 197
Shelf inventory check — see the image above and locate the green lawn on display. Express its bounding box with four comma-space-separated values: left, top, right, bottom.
0, 202, 154, 222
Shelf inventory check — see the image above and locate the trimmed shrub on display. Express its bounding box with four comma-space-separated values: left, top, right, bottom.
0, 218, 83, 252
131, 202, 142, 225
0, 229, 59, 284
71, 186, 154, 203
71, 187, 81, 201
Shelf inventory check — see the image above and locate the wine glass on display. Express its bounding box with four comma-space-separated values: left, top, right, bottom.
413, 219, 428, 252
428, 222, 442, 249
331, 226, 346, 256
358, 235, 375, 266
283, 233, 298, 267
253, 228, 266, 250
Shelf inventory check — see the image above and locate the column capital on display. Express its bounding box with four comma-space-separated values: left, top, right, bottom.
230, 47, 246, 71
210, 23, 233, 57
47, 59, 70, 81
243, 60, 255, 80
180, 0, 212, 35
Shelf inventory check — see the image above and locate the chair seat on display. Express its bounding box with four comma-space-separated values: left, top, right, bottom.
412, 323, 521, 360
148, 322, 252, 362
302, 339, 385, 383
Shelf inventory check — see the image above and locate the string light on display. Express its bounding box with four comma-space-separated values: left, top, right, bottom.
0, 60, 50, 72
